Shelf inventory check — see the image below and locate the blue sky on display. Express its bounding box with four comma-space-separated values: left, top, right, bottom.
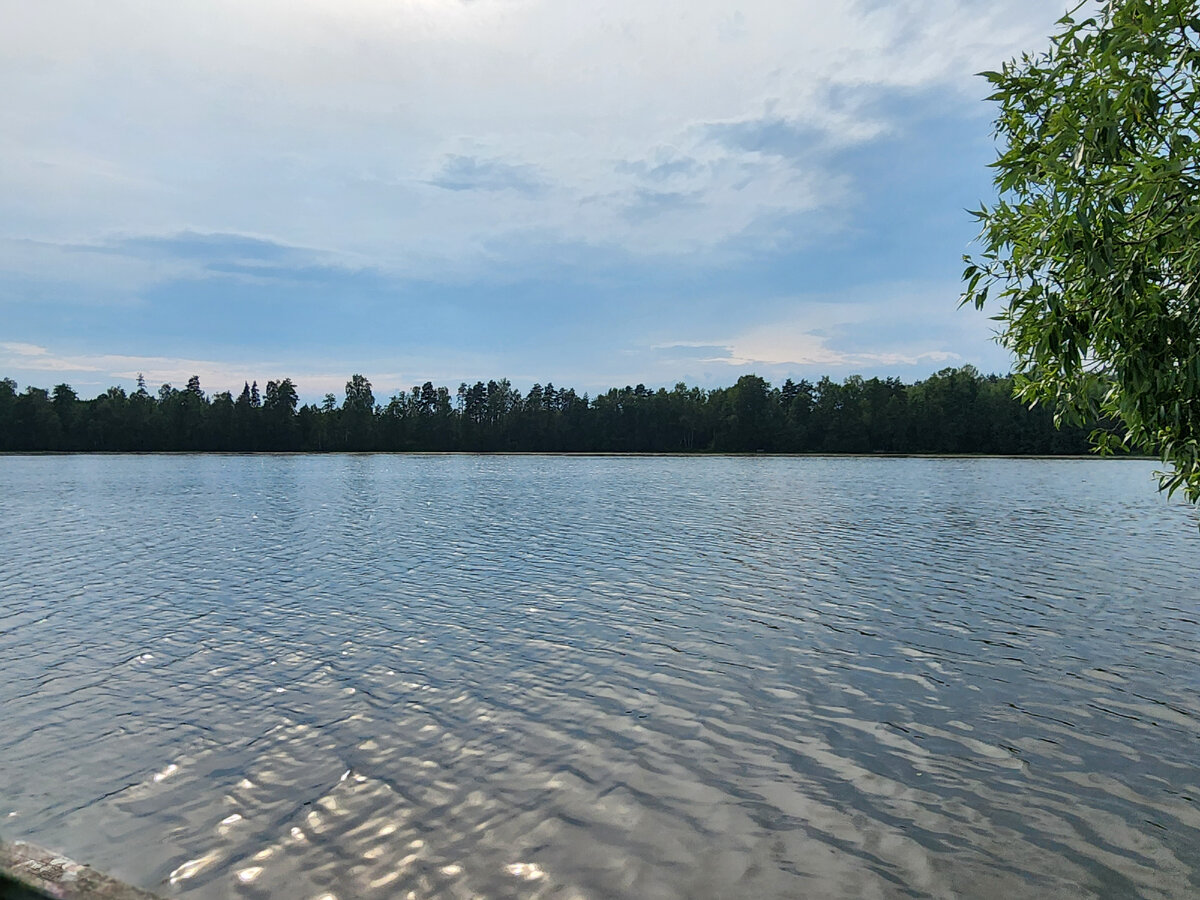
1, 0, 1072, 401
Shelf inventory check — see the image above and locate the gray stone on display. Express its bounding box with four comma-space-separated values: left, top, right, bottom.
0, 839, 162, 900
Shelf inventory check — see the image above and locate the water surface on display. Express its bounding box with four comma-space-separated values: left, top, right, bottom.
1, 456, 1198, 899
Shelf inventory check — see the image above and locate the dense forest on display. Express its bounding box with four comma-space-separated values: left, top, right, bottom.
0, 367, 1109, 454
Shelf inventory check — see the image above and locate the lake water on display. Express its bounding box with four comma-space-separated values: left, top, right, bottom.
1, 455, 1198, 899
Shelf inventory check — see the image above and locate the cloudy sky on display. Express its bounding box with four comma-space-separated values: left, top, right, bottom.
1, 0, 1071, 400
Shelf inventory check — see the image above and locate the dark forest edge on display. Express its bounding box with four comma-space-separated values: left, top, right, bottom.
0, 367, 1119, 455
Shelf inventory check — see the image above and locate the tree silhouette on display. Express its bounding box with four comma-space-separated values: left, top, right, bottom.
0, 368, 1104, 457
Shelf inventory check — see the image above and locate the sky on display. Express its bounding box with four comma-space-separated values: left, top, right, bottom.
1, 0, 1074, 402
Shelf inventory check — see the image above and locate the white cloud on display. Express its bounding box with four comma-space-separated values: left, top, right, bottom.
650, 280, 1017, 375
657, 331, 960, 371
0, 342, 503, 401
0, 0, 1068, 269
0, 344, 254, 384
0, 342, 52, 358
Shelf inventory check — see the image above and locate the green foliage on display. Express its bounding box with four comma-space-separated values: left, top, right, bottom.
0, 368, 1106, 455
343, 374, 375, 415
963, 0, 1200, 501
342, 374, 376, 449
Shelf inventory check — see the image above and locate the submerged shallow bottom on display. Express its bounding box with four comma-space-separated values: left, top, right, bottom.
1, 455, 1198, 899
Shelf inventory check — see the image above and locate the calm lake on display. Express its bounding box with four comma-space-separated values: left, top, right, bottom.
1, 455, 1198, 899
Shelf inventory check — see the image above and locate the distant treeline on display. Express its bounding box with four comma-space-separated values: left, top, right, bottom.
0, 367, 1110, 454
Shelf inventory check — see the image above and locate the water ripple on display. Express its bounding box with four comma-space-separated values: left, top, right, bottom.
0, 455, 1197, 899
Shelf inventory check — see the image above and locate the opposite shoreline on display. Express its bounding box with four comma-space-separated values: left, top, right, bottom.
0, 450, 1154, 460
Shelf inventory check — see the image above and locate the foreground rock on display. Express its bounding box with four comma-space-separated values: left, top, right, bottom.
0, 840, 161, 900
